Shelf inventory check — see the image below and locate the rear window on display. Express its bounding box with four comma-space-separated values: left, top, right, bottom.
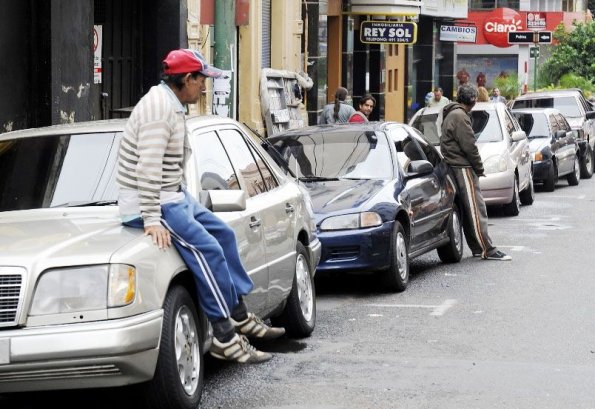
0, 133, 120, 211
512, 96, 582, 118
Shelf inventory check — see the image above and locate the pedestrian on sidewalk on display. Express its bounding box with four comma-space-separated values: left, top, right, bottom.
440, 83, 511, 261
117, 49, 285, 364
348, 94, 376, 123
318, 86, 356, 124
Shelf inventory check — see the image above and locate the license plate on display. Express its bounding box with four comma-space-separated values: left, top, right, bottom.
0, 338, 9, 364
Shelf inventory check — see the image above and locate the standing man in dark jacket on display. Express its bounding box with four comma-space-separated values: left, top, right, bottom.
440, 84, 511, 261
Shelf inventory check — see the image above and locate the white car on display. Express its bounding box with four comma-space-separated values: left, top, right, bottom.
410, 102, 534, 216
0, 116, 321, 408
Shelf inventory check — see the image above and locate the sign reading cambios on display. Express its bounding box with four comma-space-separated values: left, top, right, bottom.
360, 21, 417, 45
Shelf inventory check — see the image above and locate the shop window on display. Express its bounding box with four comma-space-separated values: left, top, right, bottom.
470, 0, 519, 9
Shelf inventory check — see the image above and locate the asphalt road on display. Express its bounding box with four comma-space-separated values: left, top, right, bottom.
199, 178, 595, 409
3, 177, 595, 409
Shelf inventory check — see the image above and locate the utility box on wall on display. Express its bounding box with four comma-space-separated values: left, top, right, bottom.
260, 68, 312, 137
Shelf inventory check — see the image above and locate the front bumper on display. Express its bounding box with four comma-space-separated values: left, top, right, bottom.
479, 170, 515, 206
316, 221, 394, 273
0, 310, 163, 392
532, 159, 552, 181
307, 237, 322, 276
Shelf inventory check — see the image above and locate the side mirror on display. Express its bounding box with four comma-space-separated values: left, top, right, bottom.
585, 110, 595, 120
405, 160, 434, 178
511, 130, 527, 142
200, 190, 246, 212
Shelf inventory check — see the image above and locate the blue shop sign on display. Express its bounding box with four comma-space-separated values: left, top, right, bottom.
360, 21, 417, 45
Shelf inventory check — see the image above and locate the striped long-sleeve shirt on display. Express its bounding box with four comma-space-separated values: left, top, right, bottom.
117, 83, 187, 226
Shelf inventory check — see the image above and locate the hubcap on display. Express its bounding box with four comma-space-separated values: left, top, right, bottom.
295, 253, 314, 322
175, 305, 200, 396
575, 156, 581, 180
395, 232, 408, 280
514, 179, 520, 210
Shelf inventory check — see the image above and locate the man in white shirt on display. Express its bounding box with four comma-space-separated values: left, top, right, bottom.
428, 87, 450, 108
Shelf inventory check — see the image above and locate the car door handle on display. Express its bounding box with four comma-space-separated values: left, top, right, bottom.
285, 204, 295, 214
249, 217, 262, 228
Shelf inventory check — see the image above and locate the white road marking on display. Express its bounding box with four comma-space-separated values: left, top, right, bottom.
365, 299, 458, 316
430, 299, 457, 316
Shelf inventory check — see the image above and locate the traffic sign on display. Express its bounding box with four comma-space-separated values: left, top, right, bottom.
508, 31, 534, 43
530, 47, 540, 58
537, 31, 552, 43
508, 30, 552, 44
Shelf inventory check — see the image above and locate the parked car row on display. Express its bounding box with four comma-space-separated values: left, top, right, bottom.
0, 88, 591, 408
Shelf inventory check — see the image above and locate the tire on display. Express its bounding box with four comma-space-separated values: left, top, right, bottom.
503, 177, 521, 216
567, 154, 580, 186
437, 204, 464, 263
140, 286, 203, 409
579, 145, 594, 179
519, 176, 535, 205
271, 242, 316, 338
380, 221, 409, 292
542, 161, 556, 192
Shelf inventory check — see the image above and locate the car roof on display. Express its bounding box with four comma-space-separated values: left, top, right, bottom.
0, 115, 241, 141
270, 121, 408, 138
514, 89, 584, 100
510, 107, 562, 116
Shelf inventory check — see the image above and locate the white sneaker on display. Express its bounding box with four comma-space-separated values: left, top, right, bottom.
209, 334, 272, 364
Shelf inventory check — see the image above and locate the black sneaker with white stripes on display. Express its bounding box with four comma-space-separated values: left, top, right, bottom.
484, 250, 511, 261
231, 312, 285, 340
209, 334, 272, 364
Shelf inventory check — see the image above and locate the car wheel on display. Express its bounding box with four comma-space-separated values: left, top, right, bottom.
437, 203, 463, 263
140, 285, 203, 409
380, 220, 409, 292
567, 154, 581, 186
271, 242, 315, 338
579, 145, 594, 179
542, 161, 556, 192
503, 177, 520, 216
519, 175, 535, 205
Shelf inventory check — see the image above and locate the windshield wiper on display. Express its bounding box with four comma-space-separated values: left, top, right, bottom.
51, 200, 118, 208
298, 176, 340, 182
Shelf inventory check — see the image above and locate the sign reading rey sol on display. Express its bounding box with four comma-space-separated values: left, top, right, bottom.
360, 21, 417, 45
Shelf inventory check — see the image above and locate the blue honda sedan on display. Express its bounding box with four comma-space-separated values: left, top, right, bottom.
266, 122, 463, 292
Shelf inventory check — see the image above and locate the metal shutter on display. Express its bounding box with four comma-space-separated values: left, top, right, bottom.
261, 0, 271, 68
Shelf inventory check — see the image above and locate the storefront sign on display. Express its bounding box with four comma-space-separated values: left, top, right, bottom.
483, 8, 524, 48
527, 12, 546, 30
440, 25, 477, 42
93, 25, 102, 84
360, 21, 417, 44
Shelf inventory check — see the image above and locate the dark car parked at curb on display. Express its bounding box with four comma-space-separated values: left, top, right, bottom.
512, 108, 580, 191
511, 89, 595, 179
265, 122, 464, 293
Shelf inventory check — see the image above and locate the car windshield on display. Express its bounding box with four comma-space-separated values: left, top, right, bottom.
411, 113, 440, 145
269, 130, 393, 180
513, 113, 549, 138
471, 109, 503, 142
512, 96, 582, 118
0, 132, 120, 211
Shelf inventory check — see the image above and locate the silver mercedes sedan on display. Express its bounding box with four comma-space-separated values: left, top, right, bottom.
0, 116, 321, 408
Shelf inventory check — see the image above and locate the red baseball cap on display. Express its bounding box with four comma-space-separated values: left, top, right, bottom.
162, 49, 224, 78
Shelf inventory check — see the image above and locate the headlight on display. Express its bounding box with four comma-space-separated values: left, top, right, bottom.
483, 154, 508, 174
30, 264, 136, 315
534, 151, 543, 161
320, 212, 383, 231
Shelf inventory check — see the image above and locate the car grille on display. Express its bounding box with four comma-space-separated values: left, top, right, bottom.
0, 365, 122, 382
0, 269, 24, 327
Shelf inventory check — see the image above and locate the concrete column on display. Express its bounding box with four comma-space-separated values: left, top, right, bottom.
214, 0, 236, 118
